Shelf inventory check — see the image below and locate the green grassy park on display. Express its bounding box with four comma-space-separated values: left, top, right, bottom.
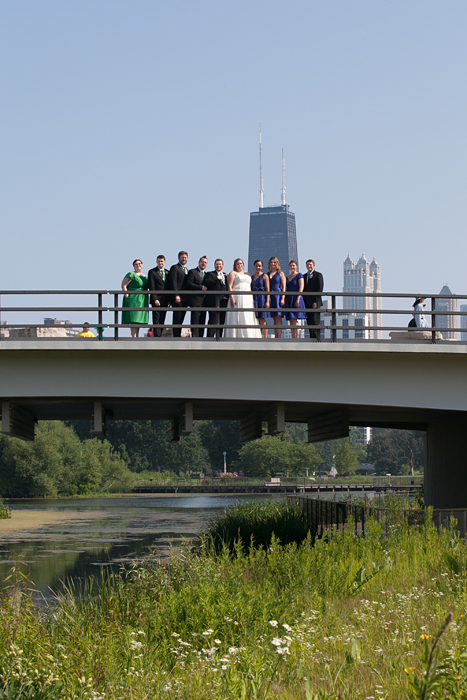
1, 502, 467, 699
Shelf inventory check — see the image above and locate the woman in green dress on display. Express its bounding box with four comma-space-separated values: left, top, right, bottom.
121, 259, 149, 337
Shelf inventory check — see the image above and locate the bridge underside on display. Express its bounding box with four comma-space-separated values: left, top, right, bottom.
0, 396, 444, 428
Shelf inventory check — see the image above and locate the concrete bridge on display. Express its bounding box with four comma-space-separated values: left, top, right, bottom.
0, 337, 466, 509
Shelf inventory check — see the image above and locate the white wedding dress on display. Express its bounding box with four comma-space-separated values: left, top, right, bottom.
224, 273, 262, 339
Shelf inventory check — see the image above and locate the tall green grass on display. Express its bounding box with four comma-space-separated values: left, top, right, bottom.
0, 499, 10, 519
203, 500, 309, 552
1, 504, 467, 698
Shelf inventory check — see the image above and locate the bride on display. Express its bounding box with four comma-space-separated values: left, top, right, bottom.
224, 258, 262, 338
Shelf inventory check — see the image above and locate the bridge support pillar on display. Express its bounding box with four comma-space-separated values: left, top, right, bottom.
171, 402, 193, 442
92, 401, 107, 437
426, 418, 467, 508
1, 402, 36, 441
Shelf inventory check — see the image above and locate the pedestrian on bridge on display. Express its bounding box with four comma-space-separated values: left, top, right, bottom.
412, 297, 429, 328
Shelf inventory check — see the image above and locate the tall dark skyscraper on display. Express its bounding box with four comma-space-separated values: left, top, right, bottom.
247, 138, 298, 274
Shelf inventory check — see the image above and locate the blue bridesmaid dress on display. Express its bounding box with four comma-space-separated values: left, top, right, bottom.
286, 273, 306, 319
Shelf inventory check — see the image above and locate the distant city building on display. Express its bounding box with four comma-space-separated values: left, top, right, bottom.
343, 254, 382, 339
460, 304, 467, 341
319, 301, 370, 340
247, 136, 298, 274
436, 285, 457, 340
355, 427, 372, 445
248, 205, 298, 274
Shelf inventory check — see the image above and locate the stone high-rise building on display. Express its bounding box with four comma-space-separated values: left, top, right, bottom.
343, 253, 382, 339
436, 285, 457, 340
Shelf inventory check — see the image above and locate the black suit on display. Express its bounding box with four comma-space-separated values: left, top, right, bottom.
204, 270, 228, 338
166, 263, 188, 337
148, 266, 169, 337
303, 270, 324, 339
186, 267, 207, 337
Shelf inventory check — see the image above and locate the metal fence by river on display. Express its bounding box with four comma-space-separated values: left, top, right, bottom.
289, 494, 467, 538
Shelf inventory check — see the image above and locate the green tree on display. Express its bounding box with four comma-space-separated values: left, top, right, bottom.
195, 421, 242, 470
234, 434, 322, 478
0, 421, 82, 497
367, 429, 425, 475
314, 427, 367, 472
95, 420, 208, 474
334, 442, 359, 475
0, 421, 134, 497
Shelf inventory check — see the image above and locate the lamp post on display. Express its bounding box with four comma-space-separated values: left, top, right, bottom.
223, 451, 227, 475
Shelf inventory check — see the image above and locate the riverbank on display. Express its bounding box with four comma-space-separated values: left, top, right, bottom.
1, 504, 466, 699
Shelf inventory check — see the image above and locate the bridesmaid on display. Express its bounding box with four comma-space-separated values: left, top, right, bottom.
251, 259, 270, 338
121, 259, 149, 338
267, 256, 286, 338
285, 260, 307, 339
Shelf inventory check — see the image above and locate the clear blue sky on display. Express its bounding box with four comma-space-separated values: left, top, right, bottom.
1, 0, 466, 297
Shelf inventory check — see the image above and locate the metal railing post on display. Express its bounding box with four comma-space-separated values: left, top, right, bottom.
431, 296, 436, 344
331, 294, 337, 342
114, 293, 119, 341
98, 293, 103, 340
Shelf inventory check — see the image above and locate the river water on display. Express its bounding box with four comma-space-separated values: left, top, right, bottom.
0, 494, 284, 598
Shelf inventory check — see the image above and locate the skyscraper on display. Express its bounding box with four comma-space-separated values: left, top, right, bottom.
247, 139, 298, 274
460, 304, 467, 341
437, 285, 457, 339
343, 253, 382, 339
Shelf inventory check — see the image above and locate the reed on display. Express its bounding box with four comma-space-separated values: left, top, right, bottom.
203, 500, 309, 552
0, 498, 11, 519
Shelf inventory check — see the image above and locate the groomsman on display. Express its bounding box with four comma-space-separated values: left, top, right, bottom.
166, 251, 189, 337
204, 258, 228, 338
186, 256, 209, 337
303, 259, 324, 340
148, 255, 169, 337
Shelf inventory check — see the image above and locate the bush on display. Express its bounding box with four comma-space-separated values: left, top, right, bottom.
0, 499, 10, 519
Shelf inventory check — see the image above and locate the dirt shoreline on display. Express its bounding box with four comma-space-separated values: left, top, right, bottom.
0, 510, 109, 535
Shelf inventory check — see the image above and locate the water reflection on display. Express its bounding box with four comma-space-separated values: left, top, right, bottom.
0, 494, 284, 597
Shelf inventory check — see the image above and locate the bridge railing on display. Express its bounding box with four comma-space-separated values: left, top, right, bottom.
0, 290, 467, 342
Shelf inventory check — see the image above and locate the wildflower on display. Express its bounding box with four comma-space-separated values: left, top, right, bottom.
269, 620, 278, 627
420, 634, 430, 640
171, 632, 180, 638
283, 624, 292, 631
271, 638, 282, 647
214, 639, 222, 644
202, 629, 214, 637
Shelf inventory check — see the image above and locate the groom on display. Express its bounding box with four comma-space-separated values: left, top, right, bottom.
204, 258, 228, 338
303, 259, 324, 340
186, 256, 209, 337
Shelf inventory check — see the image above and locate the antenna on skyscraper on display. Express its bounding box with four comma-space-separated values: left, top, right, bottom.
281, 148, 286, 206
259, 126, 264, 208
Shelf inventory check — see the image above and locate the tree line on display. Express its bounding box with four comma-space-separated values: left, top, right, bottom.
0, 419, 424, 497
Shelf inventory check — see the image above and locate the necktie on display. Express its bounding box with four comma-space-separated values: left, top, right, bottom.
202, 271, 205, 280
184, 267, 187, 275
161, 270, 166, 282
309, 272, 313, 281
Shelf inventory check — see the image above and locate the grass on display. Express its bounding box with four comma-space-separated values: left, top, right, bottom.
0, 499, 11, 518
1, 504, 467, 698
203, 500, 309, 552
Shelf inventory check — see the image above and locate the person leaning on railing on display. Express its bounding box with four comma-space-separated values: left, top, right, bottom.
77, 322, 95, 338
411, 297, 429, 328
121, 259, 149, 338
